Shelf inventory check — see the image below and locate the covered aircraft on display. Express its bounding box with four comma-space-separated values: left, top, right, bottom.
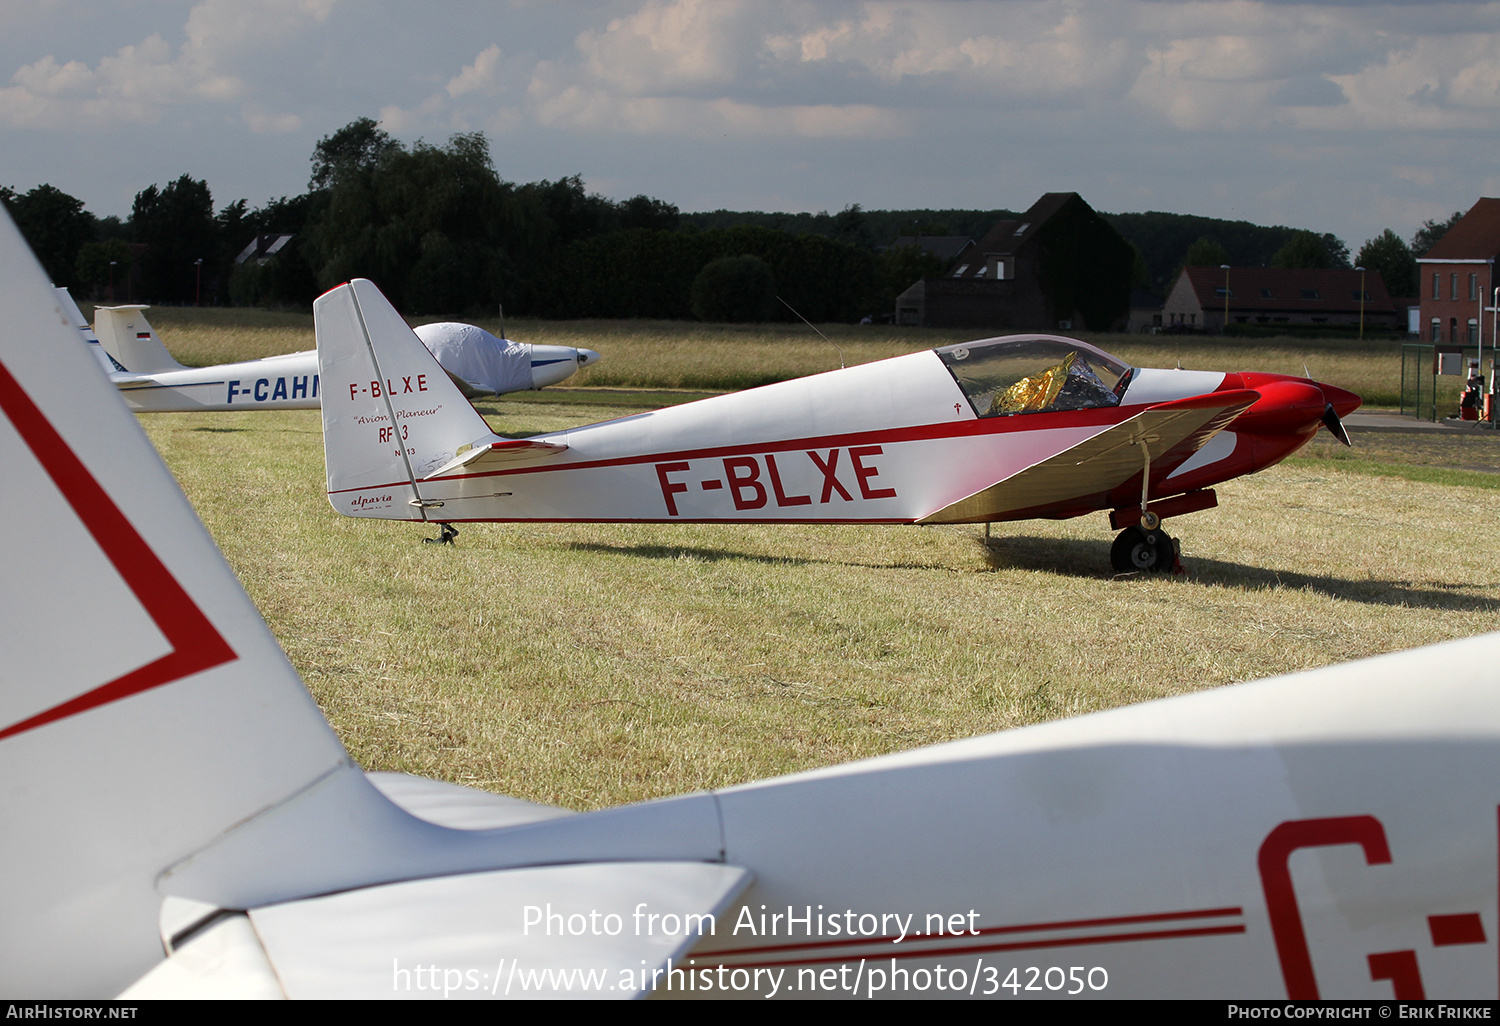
315, 278, 1358, 570
55, 291, 600, 413
3, 208, 1497, 1000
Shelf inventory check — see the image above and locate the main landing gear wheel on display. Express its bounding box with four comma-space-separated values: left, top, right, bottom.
1111, 525, 1177, 573
424, 522, 459, 545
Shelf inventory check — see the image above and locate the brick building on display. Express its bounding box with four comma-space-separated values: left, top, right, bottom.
1416, 198, 1500, 346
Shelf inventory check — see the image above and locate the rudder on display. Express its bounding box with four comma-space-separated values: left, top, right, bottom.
93, 305, 183, 373
315, 279, 495, 520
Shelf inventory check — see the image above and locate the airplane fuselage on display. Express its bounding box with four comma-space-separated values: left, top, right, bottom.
325, 347, 1357, 528
114, 344, 596, 413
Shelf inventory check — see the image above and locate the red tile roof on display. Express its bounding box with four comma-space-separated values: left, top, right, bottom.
1423, 198, 1500, 261
1179, 266, 1393, 314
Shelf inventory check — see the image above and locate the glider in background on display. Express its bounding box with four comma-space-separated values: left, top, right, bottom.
2, 212, 1493, 1001
54, 290, 600, 413
316, 278, 1358, 569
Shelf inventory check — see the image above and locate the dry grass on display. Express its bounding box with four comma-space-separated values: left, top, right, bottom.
127, 307, 1446, 408
139, 378, 1500, 812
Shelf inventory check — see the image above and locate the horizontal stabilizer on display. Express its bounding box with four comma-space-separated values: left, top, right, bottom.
424, 437, 569, 479
919, 390, 1257, 523
126, 862, 752, 999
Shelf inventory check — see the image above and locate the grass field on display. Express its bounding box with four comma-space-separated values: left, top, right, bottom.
135, 313, 1500, 811
133, 305, 1455, 411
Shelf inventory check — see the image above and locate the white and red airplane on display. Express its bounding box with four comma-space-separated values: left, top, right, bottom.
7, 215, 1495, 1000
314, 279, 1359, 568
55, 292, 600, 413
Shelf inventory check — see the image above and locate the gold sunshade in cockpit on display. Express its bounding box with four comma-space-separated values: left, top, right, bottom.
990, 352, 1078, 415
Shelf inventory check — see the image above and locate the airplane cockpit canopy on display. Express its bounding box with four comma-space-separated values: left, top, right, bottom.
934, 336, 1134, 418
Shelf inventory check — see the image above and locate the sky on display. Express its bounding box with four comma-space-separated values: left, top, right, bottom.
1, 0, 1497, 251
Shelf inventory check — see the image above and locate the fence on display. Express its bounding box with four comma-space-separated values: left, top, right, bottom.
1400, 343, 1484, 422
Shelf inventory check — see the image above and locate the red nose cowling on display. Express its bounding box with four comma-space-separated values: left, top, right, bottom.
1230, 373, 1362, 439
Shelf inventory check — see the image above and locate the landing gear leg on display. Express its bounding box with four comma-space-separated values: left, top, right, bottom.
1110, 525, 1178, 573
424, 522, 459, 546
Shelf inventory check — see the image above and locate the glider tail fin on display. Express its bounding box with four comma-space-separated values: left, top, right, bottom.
0, 208, 364, 995
54, 286, 125, 377
314, 279, 496, 520
93, 304, 184, 373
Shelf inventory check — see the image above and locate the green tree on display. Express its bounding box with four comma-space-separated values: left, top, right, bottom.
1270, 230, 1349, 270
75, 239, 133, 300
830, 203, 873, 250
1182, 236, 1229, 268
1355, 229, 1417, 298
690, 254, 776, 322
1, 183, 97, 289
131, 175, 219, 303
874, 243, 947, 318
618, 194, 679, 233
310, 117, 398, 191
306, 127, 542, 314
1411, 211, 1464, 257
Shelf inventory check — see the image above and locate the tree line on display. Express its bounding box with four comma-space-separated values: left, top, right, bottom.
1, 116, 1466, 319
1116, 210, 1462, 299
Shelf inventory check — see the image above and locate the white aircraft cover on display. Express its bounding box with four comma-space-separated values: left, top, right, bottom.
414, 322, 532, 397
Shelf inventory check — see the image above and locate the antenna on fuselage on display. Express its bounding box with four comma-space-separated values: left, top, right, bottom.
498, 303, 507, 343
778, 295, 844, 370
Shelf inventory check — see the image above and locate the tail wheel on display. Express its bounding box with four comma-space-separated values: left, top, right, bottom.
1111, 526, 1175, 573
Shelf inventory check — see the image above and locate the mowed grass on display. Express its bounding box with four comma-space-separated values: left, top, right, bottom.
139, 345, 1500, 811
134, 305, 1444, 409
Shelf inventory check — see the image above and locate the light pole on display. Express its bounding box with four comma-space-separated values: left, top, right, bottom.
1220, 264, 1231, 335
194, 258, 203, 307
1355, 265, 1365, 341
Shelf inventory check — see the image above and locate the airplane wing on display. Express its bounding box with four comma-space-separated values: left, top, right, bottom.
918, 390, 1259, 524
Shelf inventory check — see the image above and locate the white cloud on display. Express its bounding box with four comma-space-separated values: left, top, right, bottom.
243, 104, 302, 133
447, 44, 504, 99
529, 78, 902, 139
0, 0, 337, 129
575, 0, 751, 94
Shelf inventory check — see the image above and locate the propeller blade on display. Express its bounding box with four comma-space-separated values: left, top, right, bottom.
1322, 402, 1352, 447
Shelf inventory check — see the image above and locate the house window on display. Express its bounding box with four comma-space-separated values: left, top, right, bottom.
1432, 273, 1441, 300
1261, 288, 1274, 299
1469, 319, 1479, 344
974, 266, 987, 278
1431, 318, 1441, 342
1451, 317, 1459, 342
1451, 274, 1458, 300
1470, 273, 1479, 300
1300, 289, 1320, 300
1014, 223, 1030, 236
951, 264, 968, 277
1213, 286, 1233, 297
1351, 290, 1370, 301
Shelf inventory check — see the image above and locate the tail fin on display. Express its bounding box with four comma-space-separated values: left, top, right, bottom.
92, 304, 184, 373
0, 207, 357, 995
315, 279, 496, 520
53, 286, 125, 377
